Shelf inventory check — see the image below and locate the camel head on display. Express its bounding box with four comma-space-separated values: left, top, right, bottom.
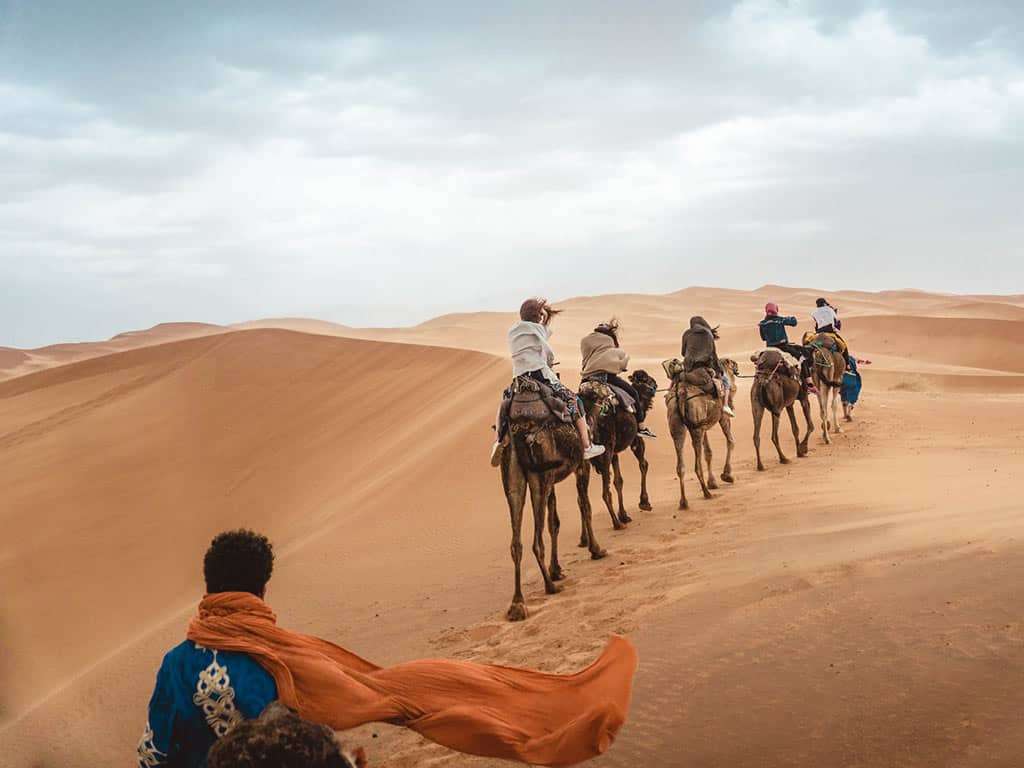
628, 369, 659, 414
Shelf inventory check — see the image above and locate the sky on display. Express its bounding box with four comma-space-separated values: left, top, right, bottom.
2, 1, 1022, 347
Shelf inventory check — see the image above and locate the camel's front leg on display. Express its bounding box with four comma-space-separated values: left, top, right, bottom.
798, 394, 814, 454
673, 427, 689, 510
611, 453, 631, 524
786, 404, 803, 459
771, 410, 789, 464
831, 386, 843, 433
528, 476, 560, 596
503, 453, 529, 621
631, 437, 652, 511
596, 454, 624, 531
692, 427, 713, 500
817, 386, 831, 444
752, 397, 766, 471
703, 432, 718, 490
546, 489, 564, 581
576, 462, 606, 559
719, 414, 735, 483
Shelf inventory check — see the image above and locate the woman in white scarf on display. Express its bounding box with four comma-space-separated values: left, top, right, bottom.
490, 298, 605, 465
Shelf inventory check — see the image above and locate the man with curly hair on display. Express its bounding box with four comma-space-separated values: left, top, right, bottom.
207, 702, 364, 768
138, 530, 279, 768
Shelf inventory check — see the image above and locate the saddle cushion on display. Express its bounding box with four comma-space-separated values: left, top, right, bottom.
683, 367, 720, 397
504, 376, 574, 426
754, 349, 800, 380
804, 331, 847, 355
578, 379, 620, 416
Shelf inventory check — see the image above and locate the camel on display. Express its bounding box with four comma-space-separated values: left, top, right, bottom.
500, 380, 606, 621
805, 332, 846, 444
665, 359, 738, 510
750, 349, 814, 469
577, 370, 657, 539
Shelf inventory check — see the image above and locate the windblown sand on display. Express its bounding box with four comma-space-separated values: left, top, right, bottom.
2, 286, 1023, 767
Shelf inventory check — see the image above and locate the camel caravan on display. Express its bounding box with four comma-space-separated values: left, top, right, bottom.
491, 296, 864, 620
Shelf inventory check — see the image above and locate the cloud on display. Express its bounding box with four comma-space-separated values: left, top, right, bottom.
1, 1, 1023, 346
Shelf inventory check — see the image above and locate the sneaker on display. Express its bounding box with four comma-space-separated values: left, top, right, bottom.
637, 426, 657, 439
723, 404, 736, 418
583, 444, 606, 460
489, 441, 503, 467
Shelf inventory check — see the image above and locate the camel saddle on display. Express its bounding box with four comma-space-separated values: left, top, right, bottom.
502, 375, 574, 433
752, 349, 800, 382
804, 331, 847, 356
579, 374, 635, 415
662, 359, 721, 399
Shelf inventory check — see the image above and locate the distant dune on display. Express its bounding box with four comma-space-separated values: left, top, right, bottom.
0, 322, 225, 381
842, 315, 1024, 373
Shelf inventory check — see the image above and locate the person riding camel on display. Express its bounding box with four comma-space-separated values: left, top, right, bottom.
680, 316, 736, 417
811, 297, 850, 364
759, 302, 816, 391
490, 298, 605, 466
580, 319, 656, 438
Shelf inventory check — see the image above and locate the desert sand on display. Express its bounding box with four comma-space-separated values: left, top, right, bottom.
2, 286, 1023, 767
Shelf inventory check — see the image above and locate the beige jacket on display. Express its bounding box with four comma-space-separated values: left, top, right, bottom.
581, 331, 629, 377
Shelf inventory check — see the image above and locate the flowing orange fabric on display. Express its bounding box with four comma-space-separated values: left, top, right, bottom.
186, 592, 637, 766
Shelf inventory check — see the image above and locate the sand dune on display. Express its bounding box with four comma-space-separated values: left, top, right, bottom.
4, 286, 1024, 767
931, 301, 1024, 321
0, 322, 225, 381
0, 330, 507, 727
842, 315, 1024, 373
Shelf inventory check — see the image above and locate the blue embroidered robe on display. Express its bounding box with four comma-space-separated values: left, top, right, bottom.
138, 640, 277, 767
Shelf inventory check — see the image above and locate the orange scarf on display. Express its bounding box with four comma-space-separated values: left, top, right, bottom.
187, 592, 637, 766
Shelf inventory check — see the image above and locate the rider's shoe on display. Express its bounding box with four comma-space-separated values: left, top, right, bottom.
723, 404, 737, 418
583, 443, 606, 460
637, 426, 657, 439
489, 441, 503, 467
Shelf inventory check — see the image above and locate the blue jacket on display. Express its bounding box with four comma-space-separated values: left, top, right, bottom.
138, 640, 277, 767
758, 315, 798, 346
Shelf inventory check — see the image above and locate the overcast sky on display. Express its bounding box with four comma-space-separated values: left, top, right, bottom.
2, 1, 1022, 346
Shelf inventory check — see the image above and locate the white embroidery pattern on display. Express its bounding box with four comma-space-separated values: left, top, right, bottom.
137, 721, 166, 767
193, 650, 243, 738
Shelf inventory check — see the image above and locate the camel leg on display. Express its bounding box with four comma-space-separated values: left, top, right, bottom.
612, 453, 631, 525
798, 394, 814, 455
576, 462, 606, 559
692, 427, 713, 500
596, 453, 624, 531
831, 385, 843, 433
817, 385, 831, 444
719, 414, 735, 483
528, 475, 560, 596
771, 410, 789, 464
632, 438, 652, 511
786, 403, 802, 459
673, 427, 689, 511
503, 451, 529, 622
752, 398, 766, 471
547, 489, 564, 581
703, 432, 718, 490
